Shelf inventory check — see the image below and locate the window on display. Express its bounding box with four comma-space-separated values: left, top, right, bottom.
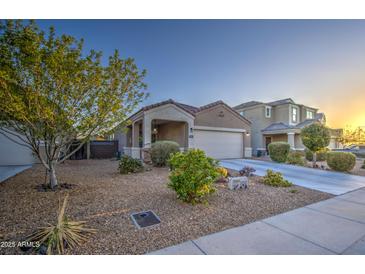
306, 110, 314, 119
292, 106, 298, 123
265, 106, 272, 118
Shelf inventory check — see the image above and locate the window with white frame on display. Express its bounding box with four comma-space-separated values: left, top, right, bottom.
292, 106, 298, 123
306, 109, 314, 119
265, 106, 272, 118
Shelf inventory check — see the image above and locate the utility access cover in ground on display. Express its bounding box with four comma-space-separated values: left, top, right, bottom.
131, 210, 161, 229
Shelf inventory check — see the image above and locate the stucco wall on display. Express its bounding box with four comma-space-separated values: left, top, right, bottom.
132, 121, 142, 147
299, 106, 317, 122
237, 105, 272, 153
194, 105, 251, 130
0, 129, 37, 165
271, 134, 288, 143
157, 122, 187, 147
274, 104, 290, 124
143, 104, 194, 148
299, 106, 306, 122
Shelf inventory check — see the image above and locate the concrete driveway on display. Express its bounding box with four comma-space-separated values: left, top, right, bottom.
220, 159, 365, 195
0, 165, 32, 183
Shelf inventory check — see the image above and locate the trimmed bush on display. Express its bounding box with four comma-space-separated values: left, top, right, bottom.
327, 152, 356, 172
268, 142, 290, 163
262, 169, 292, 187
150, 141, 180, 167
305, 148, 328, 162
168, 149, 220, 204
118, 155, 143, 174
287, 151, 306, 166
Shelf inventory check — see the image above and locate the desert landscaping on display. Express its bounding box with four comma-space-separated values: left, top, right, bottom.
0, 160, 333, 255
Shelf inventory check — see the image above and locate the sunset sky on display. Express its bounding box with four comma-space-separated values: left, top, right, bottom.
37, 20, 365, 129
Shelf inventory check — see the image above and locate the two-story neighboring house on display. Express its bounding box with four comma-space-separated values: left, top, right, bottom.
234, 98, 342, 156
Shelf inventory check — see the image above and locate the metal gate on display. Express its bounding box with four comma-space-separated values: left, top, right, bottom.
90, 140, 118, 159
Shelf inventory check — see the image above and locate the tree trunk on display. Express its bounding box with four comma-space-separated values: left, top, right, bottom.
313, 152, 317, 168
49, 165, 58, 189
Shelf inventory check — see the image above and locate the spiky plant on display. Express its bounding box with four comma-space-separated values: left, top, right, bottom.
27, 194, 96, 254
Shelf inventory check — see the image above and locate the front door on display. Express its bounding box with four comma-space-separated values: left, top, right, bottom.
265, 136, 272, 152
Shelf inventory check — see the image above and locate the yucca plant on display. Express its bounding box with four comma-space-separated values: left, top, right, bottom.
27, 194, 96, 255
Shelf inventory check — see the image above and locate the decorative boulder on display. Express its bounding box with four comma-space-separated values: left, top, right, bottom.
228, 176, 248, 190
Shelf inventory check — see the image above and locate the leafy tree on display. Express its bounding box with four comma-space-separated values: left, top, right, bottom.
301, 123, 330, 167
0, 20, 147, 189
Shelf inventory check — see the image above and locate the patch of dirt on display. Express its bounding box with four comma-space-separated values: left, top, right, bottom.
34, 183, 76, 192
0, 160, 333, 255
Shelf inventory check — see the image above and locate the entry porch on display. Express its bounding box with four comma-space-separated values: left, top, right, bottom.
123, 118, 192, 159
259, 129, 304, 155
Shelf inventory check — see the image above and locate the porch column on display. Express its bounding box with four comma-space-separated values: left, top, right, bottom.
132, 122, 136, 147
132, 122, 139, 147
287, 132, 295, 149
131, 122, 135, 147
187, 121, 194, 149
143, 117, 152, 148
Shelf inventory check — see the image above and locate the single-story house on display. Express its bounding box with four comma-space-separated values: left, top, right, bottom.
114, 99, 252, 160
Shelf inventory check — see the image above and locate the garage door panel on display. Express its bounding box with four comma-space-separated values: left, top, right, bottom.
194, 130, 243, 159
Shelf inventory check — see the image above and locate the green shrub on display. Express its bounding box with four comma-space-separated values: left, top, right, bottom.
118, 155, 143, 174
305, 148, 328, 161
327, 152, 356, 172
361, 160, 365, 169
268, 142, 290, 163
168, 149, 220, 204
262, 169, 292, 187
150, 141, 180, 167
287, 151, 306, 166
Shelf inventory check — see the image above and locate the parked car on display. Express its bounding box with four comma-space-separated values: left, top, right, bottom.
333, 145, 365, 159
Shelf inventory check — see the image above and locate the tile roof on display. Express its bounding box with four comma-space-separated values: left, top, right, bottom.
198, 100, 225, 111
140, 99, 199, 115
267, 98, 295, 106
262, 118, 323, 132
234, 98, 297, 110
262, 122, 290, 132
137, 99, 239, 116
295, 119, 317, 129
233, 101, 263, 109
130, 99, 250, 125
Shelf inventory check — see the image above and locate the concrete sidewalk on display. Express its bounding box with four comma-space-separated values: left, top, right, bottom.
149, 188, 365, 255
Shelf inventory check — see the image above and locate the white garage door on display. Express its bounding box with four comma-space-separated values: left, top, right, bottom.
194, 129, 243, 159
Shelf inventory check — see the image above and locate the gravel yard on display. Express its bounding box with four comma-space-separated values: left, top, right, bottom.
0, 160, 333, 255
